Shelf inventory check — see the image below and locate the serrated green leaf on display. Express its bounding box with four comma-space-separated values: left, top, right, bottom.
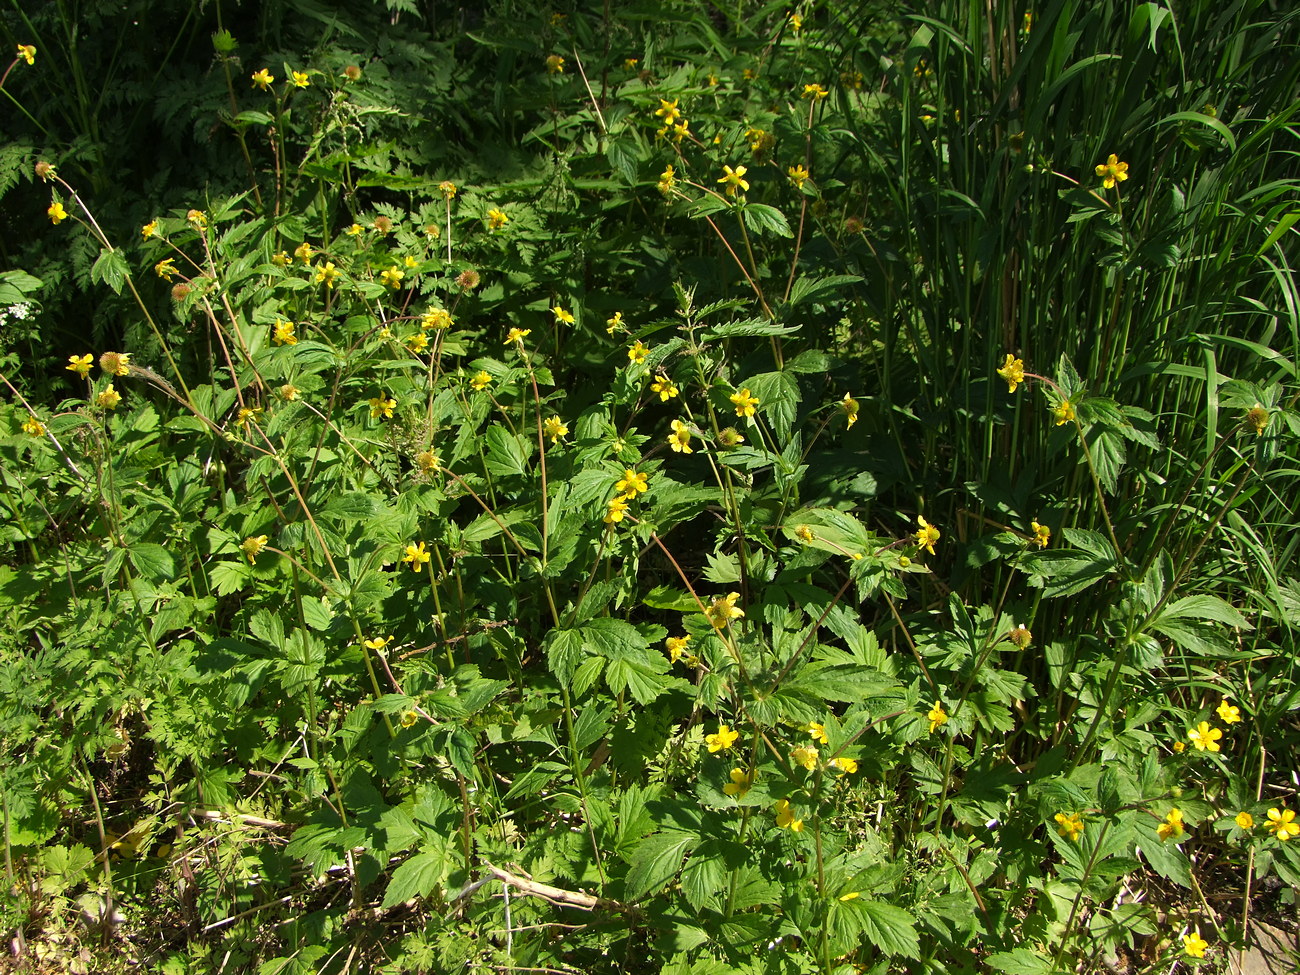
380, 845, 448, 908
624, 831, 696, 901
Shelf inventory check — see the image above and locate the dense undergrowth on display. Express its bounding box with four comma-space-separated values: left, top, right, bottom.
2, 1, 1299, 972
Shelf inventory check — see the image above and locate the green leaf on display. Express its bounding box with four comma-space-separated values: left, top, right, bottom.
91, 249, 129, 295
484, 424, 530, 478
787, 275, 863, 309
624, 831, 696, 901
128, 543, 175, 581
986, 947, 1055, 974
380, 845, 448, 908
741, 203, 793, 237
852, 899, 921, 958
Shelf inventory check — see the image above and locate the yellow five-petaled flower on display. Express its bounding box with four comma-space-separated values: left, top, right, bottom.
487, 207, 509, 229
717, 164, 750, 197
543, 416, 569, 444
801, 83, 829, 100
505, 327, 531, 345
48, 201, 68, 224
251, 68, 275, 90
241, 535, 269, 564
705, 724, 739, 752
723, 768, 753, 797
1095, 153, 1129, 190
66, 354, 93, 378
402, 541, 431, 571
775, 799, 803, 831
1054, 812, 1084, 842
1157, 807, 1185, 842
914, 516, 940, 555
369, 395, 396, 420
315, 262, 340, 288
1266, 807, 1299, 841
730, 387, 760, 417
997, 353, 1025, 393
1182, 931, 1208, 959
667, 419, 692, 453
1031, 520, 1051, 548
1187, 720, 1222, 752
1216, 698, 1241, 724
615, 468, 648, 496
703, 592, 744, 630
926, 701, 948, 733
17, 44, 36, 65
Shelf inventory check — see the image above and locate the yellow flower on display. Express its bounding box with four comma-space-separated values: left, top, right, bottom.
1182, 932, 1208, 959
615, 468, 649, 496
807, 722, 828, 745
839, 392, 859, 428
706, 724, 739, 752
1031, 520, 1051, 548
1266, 808, 1299, 840
345, 223, 363, 237
717, 164, 750, 197
251, 68, 275, 90
400, 710, 419, 728
96, 384, 122, 409
315, 262, 341, 287
414, 450, 439, 472
795, 524, 816, 543
1188, 721, 1222, 752
723, 768, 753, 798
802, 83, 829, 100
99, 352, 132, 376
439, 180, 457, 199
830, 757, 857, 775
241, 535, 269, 563
1052, 399, 1076, 426
667, 419, 693, 454
1054, 812, 1084, 842
17, 44, 36, 65
791, 745, 819, 770
363, 635, 391, 650
775, 799, 803, 831
487, 207, 509, 229
1216, 699, 1241, 724
669, 119, 690, 143
153, 258, 177, 280
654, 99, 680, 125
470, 370, 493, 391
1157, 807, 1185, 842
665, 635, 691, 662
1235, 811, 1254, 830
235, 406, 263, 430
926, 701, 948, 733
603, 495, 631, 524
1172, 740, 1186, 753
291, 70, 310, 88
914, 516, 940, 556
187, 209, 208, 229
272, 319, 297, 346
545, 54, 565, 74
650, 375, 679, 401
623, 58, 639, 70
379, 265, 404, 289
504, 327, 531, 345
543, 416, 569, 444
271, 250, 289, 267
402, 541, 431, 571
47, 201, 68, 224
141, 220, 159, 239
746, 126, 771, 153
369, 396, 397, 420
1095, 153, 1130, 189
421, 308, 452, 331
657, 165, 677, 196
403, 255, 417, 268
20, 414, 46, 437
279, 383, 300, 401
703, 592, 744, 630
552, 305, 574, 325
606, 311, 625, 334
406, 332, 429, 354
786, 165, 812, 190
627, 340, 650, 364
996, 353, 1025, 393
66, 354, 93, 378
730, 388, 760, 417
789, 13, 802, 32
